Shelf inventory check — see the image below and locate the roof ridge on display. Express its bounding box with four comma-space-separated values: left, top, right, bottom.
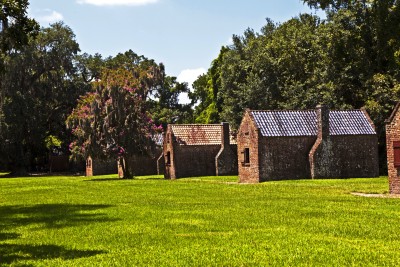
251, 108, 366, 112
330, 109, 364, 112
251, 109, 316, 112
171, 124, 222, 127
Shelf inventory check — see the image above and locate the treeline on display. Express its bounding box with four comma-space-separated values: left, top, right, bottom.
1, 0, 399, 174
0, 8, 191, 174
191, 0, 400, 171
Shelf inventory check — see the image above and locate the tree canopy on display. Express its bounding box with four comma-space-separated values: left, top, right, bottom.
1, 0, 400, 174
191, 0, 400, 170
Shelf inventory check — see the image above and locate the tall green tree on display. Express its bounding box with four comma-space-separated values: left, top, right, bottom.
0, 22, 85, 174
0, 0, 38, 53
148, 75, 193, 126
189, 47, 228, 124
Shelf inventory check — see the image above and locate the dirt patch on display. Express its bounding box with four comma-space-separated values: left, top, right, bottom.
351, 192, 400, 198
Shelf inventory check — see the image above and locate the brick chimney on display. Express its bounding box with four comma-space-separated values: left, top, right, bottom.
316, 104, 329, 139
216, 122, 237, 176
221, 122, 230, 148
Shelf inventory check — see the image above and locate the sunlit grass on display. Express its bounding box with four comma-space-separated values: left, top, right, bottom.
0, 175, 398, 266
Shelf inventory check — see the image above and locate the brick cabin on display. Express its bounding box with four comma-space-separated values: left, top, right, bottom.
163, 123, 238, 179
238, 105, 379, 183
86, 156, 117, 176
117, 133, 164, 177
87, 134, 164, 177
386, 102, 400, 194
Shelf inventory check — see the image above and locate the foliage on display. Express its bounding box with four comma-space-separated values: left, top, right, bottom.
0, 0, 39, 53
67, 64, 164, 178
0, 22, 84, 174
147, 75, 193, 126
189, 47, 228, 124
0, 175, 399, 266
193, 1, 400, 172
44, 135, 62, 150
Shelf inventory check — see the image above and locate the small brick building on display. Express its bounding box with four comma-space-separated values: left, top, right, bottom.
238, 105, 379, 183
163, 123, 238, 179
86, 156, 117, 176
386, 102, 400, 194
117, 151, 164, 177
87, 134, 164, 177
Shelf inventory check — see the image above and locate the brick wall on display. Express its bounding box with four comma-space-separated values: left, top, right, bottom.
118, 151, 162, 177
238, 111, 261, 183
86, 156, 117, 177
216, 144, 238, 176
310, 105, 379, 179
311, 135, 379, 178
164, 124, 238, 179
49, 155, 69, 172
238, 108, 379, 183
260, 136, 316, 181
386, 103, 400, 194
174, 145, 221, 178
216, 122, 238, 176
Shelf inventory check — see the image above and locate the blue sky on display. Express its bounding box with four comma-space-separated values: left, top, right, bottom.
28, 0, 320, 92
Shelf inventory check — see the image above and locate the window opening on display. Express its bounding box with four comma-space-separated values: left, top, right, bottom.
166, 152, 171, 166
244, 148, 250, 165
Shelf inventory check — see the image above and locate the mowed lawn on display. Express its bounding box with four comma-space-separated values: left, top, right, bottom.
0, 174, 399, 266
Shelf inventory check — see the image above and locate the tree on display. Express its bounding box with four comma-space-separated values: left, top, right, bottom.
0, 22, 85, 174
67, 61, 164, 179
148, 75, 193, 126
189, 47, 228, 124
194, 1, 400, 172
0, 0, 39, 70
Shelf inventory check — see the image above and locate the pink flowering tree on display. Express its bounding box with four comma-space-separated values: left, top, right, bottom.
67, 66, 163, 178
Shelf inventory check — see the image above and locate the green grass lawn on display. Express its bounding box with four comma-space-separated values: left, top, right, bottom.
0, 174, 399, 266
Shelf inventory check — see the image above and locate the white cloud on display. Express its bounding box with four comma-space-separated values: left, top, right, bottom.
177, 68, 206, 88
33, 10, 63, 25
177, 68, 206, 104
77, 0, 159, 6
226, 36, 233, 46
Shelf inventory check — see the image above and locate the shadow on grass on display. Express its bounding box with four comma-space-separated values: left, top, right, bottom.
0, 204, 116, 230
0, 172, 84, 179
0, 232, 20, 242
85, 177, 164, 182
0, 204, 113, 265
0, 243, 105, 265
84, 178, 122, 182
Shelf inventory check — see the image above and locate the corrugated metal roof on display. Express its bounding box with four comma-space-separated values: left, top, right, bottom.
171, 124, 237, 145
251, 110, 376, 137
330, 110, 376, 135
252, 110, 317, 137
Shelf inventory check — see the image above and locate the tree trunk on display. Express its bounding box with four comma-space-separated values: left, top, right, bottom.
119, 156, 134, 179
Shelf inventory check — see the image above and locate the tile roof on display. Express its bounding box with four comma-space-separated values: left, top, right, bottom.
171, 124, 237, 145
251, 110, 376, 137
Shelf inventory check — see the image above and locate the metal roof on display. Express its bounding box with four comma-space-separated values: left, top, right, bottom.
251, 110, 376, 137
170, 124, 237, 145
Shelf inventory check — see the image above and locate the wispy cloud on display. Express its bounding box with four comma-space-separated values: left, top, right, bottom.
30, 9, 63, 25
77, 0, 159, 6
